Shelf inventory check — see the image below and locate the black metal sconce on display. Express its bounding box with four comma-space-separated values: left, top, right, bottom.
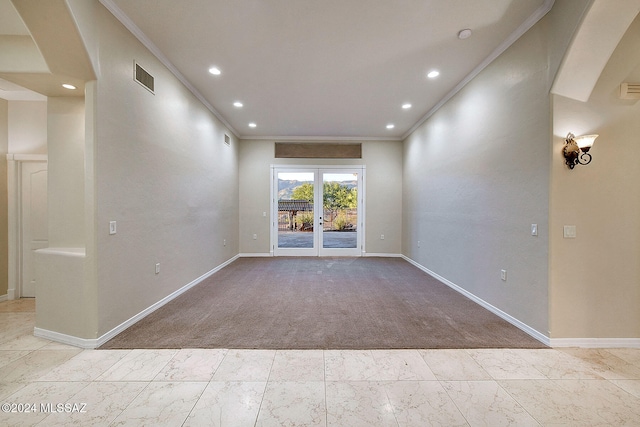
563, 133, 598, 169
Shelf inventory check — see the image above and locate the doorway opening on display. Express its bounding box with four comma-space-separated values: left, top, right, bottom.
271, 166, 364, 256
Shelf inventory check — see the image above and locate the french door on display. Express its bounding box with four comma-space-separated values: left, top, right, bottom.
272, 166, 364, 256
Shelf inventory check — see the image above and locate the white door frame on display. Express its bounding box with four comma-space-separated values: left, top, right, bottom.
270, 165, 365, 257
6, 154, 48, 300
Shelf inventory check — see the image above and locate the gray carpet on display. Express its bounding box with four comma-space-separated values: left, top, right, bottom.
101, 257, 546, 349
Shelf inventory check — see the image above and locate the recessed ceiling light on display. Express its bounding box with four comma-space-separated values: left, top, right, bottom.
402, 103, 412, 109
427, 70, 440, 79
208, 67, 221, 75
458, 29, 472, 40
62, 84, 76, 90
233, 101, 243, 108
248, 122, 257, 128
386, 124, 395, 129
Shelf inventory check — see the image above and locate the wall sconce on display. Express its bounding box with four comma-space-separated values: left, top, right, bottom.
563, 133, 598, 169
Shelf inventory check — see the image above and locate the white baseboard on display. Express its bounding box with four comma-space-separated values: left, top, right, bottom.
402, 255, 551, 347
363, 253, 402, 257
549, 338, 640, 348
239, 252, 405, 258
34, 327, 97, 349
7, 289, 15, 300
36, 255, 240, 349
0, 294, 7, 302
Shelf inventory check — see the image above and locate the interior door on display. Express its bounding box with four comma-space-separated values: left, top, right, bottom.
273, 167, 363, 257
21, 161, 48, 298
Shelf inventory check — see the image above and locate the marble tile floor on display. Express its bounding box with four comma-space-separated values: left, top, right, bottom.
0, 299, 639, 426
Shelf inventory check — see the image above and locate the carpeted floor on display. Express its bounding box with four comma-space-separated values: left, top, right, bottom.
101, 257, 546, 349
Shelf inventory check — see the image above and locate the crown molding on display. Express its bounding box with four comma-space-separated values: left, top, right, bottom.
240, 135, 402, 142
99, 0, 239, 138
402, 0, 556, 141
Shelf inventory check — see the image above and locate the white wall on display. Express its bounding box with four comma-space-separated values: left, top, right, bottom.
7, 100, 46, 154
47, 97, 85, 248
35, 96, 90, 338
550, 13, 640, 339
239, 140, 402, 255
1, 99, 47, 299
402, 0, 590, 336
0, 98, 8, 296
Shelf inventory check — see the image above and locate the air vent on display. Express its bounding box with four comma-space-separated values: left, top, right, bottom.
224, 134, 230, 146
620, 83, 640, 99
134, 62, 154, 94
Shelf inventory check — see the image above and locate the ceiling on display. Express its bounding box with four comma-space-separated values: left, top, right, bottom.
0, 0, 43, 101
104, 0, 553, 139
2, 0, 555, 139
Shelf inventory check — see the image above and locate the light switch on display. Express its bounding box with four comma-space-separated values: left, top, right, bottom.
531, 224, 538, 236
563, 225, 576, 238
109, 221, 117, 235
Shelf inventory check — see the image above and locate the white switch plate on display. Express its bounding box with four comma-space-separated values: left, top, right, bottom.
501, 269, 507, 281
380, 234, 385, 240
531, 224, 538, 236
109, 221, 117, 235
155, 263, 160, 274
563, 225, 576, 238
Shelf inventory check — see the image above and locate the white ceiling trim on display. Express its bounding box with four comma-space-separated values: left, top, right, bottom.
246, 135, 403, 142
99, 0, 240, 138
402, 0, 556, 141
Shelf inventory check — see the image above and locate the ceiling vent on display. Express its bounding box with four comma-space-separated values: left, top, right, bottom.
619, 83, 640, 99
134, 62, 154, 94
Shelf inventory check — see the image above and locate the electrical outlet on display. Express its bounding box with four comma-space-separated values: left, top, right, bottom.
380, 234, 385, 240
253, 234, 257, 240
155, 263, 160, 274
501, 269, 507, 281
223, 239, 227, 246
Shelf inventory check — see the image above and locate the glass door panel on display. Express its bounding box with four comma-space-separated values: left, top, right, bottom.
272, 167, 363, 257
319, 170, 362, 256
274, 170, 317, 256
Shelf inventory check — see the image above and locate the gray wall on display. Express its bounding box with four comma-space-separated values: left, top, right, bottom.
94, 5, 239, 336
45, 2, 241, 338
402, 0, 589, 336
